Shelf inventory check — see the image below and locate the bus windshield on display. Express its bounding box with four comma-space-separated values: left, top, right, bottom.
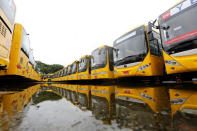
79, 57, 88, 73
63, 68, 67, 76
67, 66, 72, 75
71, 63, 77, 74
0, 0, 16, 26
91, 48, 107, 70
113, 26, 147, 66
159, 0, 197, 54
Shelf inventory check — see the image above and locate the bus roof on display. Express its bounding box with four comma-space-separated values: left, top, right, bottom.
80, 55, 91, 59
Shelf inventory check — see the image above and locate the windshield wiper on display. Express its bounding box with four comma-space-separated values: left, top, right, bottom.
115, 54, 145, 66
91, 64, 105, 70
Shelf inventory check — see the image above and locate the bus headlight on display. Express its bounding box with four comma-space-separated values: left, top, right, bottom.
140, 93, 153, 101
171, 98, 186, 104
165, 60, 180, 65
138, 63, 150, 71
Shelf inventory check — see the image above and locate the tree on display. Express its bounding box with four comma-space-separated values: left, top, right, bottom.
36, 61, 64, 74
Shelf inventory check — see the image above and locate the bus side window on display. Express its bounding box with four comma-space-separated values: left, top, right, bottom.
149, 31, 162, 56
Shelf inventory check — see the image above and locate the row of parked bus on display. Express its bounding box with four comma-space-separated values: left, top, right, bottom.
50, 0, 197, 82
0, 0, 40, 81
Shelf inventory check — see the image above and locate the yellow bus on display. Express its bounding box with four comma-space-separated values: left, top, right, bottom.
115, 86, 170, 130
169, 88, 197, 130
55, 67, 68, 81
169, 88, 197, 116
66, 84, 78, 105
0, 84, 40, 129
41, 73, 53, 82
78, 55, 91, 80
91, 85, 115, 124
0, 0, 16, 71
66, 65, 72, 80
91, 45, 114, 80
54, 69, 64, 82
67, 61, 79, 81
62, 67, 68, 81
115, 86, 170, 113
113, 24, 163, 78
158, 0, 197, 77
78, 85, 91, 110
7, 23, 32, 79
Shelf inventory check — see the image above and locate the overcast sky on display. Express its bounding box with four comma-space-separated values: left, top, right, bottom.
14, 0, 178, 66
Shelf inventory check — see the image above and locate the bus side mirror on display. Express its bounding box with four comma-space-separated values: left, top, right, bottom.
147, 22, 154, 41
147, 22, 152, 34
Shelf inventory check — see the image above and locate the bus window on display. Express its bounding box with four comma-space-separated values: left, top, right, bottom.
79, 58, 88, 73
21, 28, 30, 57
0, 0, 16, 26
149, 31, 162, 56
91, 48, 107, 70
71, 63, 77, 74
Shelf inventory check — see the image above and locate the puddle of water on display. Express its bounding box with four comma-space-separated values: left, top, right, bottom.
0, 83, 197, 131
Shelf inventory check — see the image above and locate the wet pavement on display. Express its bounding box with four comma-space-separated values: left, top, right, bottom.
0, 83, 197, 131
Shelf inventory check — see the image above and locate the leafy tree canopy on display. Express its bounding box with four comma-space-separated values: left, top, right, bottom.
36, 61, 64, 74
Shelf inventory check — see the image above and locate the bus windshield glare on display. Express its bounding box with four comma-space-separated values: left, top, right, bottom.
67, 66, 72, 75
113, 26, 147, 66
79, 58, 88, 73
159, 0, 197, 54
64, 68, 67, 76
71, 63, 77, 74
91, 48, 107, 70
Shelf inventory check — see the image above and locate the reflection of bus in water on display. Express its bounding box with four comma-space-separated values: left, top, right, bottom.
66, 85, 78, 105
113, 24, 163, 78
0, 84, 40, 130
43, 84, 70, 99
169, 88, 197, 130
41, 74, 53, 82
158, 0, 197, 78
115, 86, 170, 130
78, 85, 91, 110
78, 55, 91, 80
91, 85, 115, 124
91, 45, 114, 80
0, 0, 16, 70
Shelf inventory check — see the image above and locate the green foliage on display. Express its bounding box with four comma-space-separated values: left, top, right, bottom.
32, 91, 62, 104
36, 61, 64, 74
